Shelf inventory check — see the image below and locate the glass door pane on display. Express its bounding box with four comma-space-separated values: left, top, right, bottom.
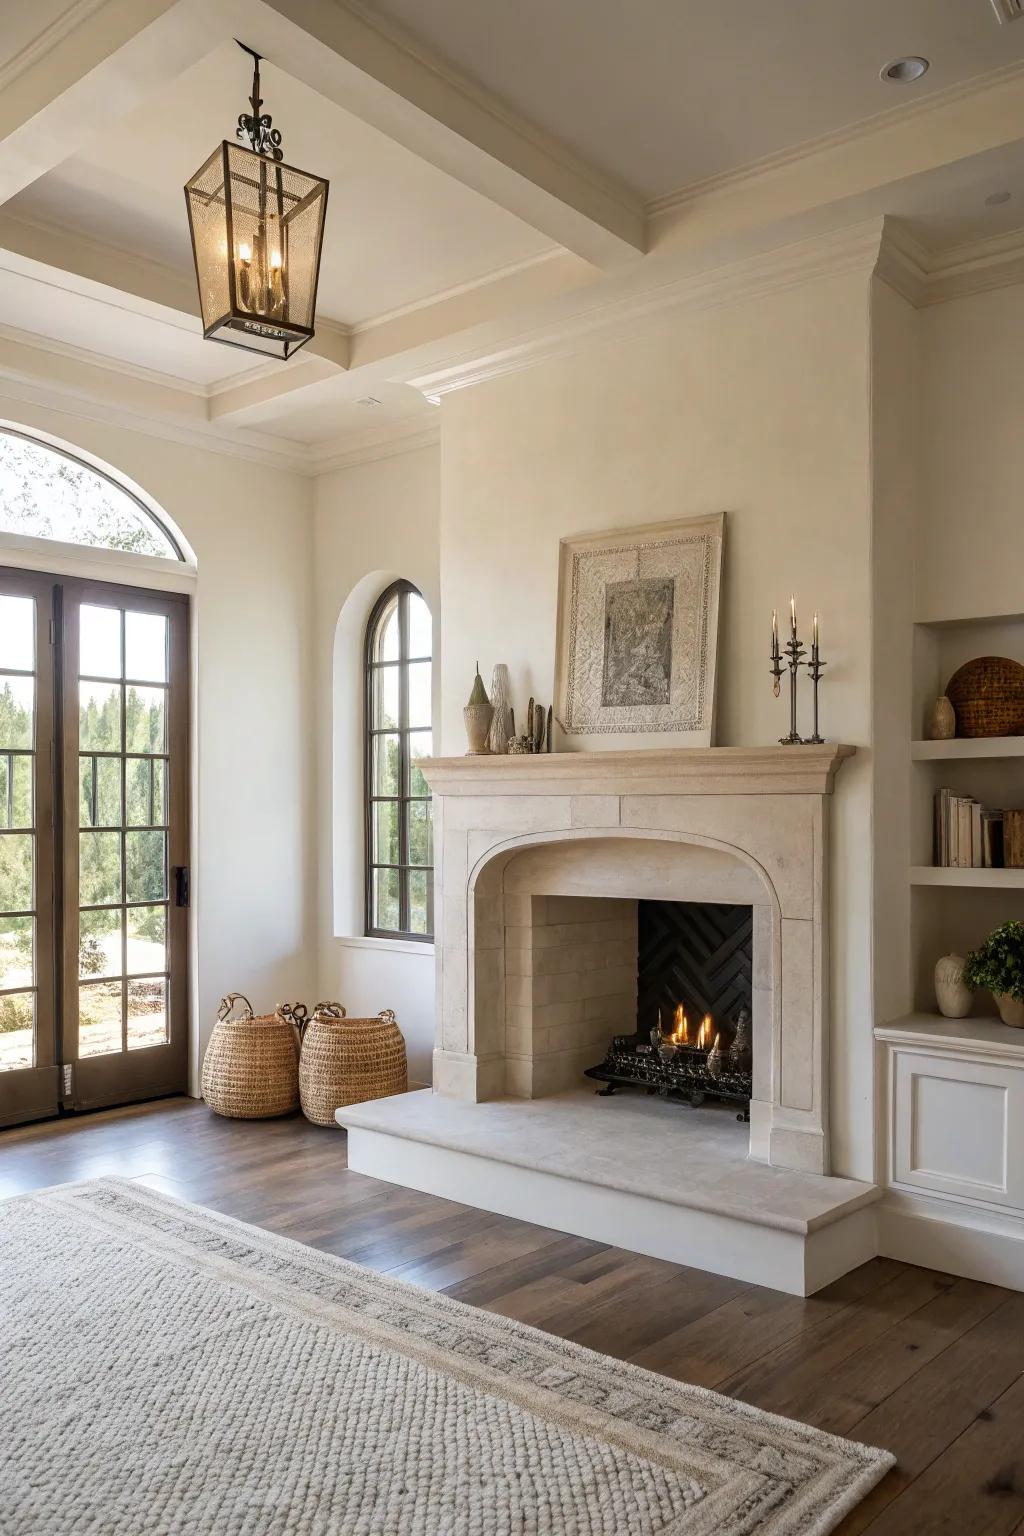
0, 573, 57, 1128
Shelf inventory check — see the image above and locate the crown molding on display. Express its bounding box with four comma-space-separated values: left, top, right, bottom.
0, 355, 442, 480
875, 221, 1024, 307
647, 59, 1024, 223
0, 0, 109, 93
0, 322, 211, 398
0, 369, 316, 477
409, 218, 887, 403
311, 420, 440, 475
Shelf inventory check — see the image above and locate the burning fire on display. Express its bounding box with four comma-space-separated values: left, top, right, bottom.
669, 1006, 714, 1049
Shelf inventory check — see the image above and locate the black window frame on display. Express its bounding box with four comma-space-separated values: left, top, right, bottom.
364, 580, 433, 941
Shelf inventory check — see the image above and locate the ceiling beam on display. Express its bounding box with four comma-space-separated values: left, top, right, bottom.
223, 0, 646, 269
0, 0, 215, 205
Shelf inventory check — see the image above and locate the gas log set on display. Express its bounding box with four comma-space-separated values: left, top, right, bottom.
585, 1003, 753, 1119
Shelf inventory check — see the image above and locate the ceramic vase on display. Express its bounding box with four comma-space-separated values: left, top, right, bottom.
487, 664, 513, 754
463, 663, 493, 756
934, 954, 972, 1019
927, 695, 956, 741
995, 992, 1024, 1028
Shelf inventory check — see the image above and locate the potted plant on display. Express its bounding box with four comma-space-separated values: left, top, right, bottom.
963, 920, 1024, 1028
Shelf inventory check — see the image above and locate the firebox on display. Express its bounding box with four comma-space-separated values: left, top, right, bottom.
585, 899, 754, 1116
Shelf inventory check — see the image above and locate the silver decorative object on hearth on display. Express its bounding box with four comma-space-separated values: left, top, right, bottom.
487, 664, 513, 754
728, 1007, 752, 1075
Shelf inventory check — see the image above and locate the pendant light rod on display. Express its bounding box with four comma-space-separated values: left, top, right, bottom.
234, 39, 283, 161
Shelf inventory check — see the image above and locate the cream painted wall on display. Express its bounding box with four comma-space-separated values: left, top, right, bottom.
313, 443, 440, 1085
440, 272, 876, 1180
917, 284, 1024, 622
0, 392, 316, 1078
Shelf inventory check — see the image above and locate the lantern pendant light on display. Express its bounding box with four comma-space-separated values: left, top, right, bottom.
184, 42, 329, 361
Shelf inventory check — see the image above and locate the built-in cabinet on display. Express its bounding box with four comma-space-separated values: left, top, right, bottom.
876, 611, 1024, 1289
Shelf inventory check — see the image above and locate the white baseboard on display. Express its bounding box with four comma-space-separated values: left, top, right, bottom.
878, 1191, 1024, 1290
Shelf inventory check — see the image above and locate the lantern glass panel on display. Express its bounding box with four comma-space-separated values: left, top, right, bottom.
183, 146, 231, 334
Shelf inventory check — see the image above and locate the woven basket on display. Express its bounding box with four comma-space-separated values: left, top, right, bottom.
946, 656, 1024, 738
201, 994, 305, 1119
299, 1002, 407, 1126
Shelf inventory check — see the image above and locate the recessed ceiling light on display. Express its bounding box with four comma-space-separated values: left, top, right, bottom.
881, 56, 930, 83
985, 190, 1012, 206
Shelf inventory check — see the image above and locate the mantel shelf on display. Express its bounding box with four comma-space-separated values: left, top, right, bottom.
912, 737, 1024, 761
422, 743, 855, 798
910, 865, 1024, 889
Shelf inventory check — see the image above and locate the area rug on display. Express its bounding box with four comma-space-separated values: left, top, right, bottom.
1, 1178, 892, 1535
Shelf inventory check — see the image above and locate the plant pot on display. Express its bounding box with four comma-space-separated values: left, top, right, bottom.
995, 992, 1024, 1028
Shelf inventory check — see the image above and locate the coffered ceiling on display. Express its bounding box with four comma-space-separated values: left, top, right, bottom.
2, 0, 1024, 473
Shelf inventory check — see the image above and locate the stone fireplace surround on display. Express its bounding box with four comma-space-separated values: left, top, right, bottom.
338, 745, 884, 1296
428, 744, 853, 1177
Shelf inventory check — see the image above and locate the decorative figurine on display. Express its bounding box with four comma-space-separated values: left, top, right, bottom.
487, 664, 514, 754
927, 695, 956, 741
463, 662, 494, 755
934, 954, 972, 1019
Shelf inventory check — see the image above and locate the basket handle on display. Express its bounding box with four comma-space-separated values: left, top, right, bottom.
312, 1000, 347, 1020
378, 1008, 397, 1024
275, 1001, 309, 1047
217, 992, 253, 1021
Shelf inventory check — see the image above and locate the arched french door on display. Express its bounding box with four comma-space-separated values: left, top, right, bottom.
0, 431, 190, 1127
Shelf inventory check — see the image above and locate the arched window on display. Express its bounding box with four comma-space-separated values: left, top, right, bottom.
364, 581, 433, 939
0, 429, 183, 560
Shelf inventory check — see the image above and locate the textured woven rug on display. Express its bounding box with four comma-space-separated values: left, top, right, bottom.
1, 1178, 892, 1535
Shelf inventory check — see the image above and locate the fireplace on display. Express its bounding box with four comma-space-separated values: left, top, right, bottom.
424, 745, 852, 1175
584, 899, 754, 1114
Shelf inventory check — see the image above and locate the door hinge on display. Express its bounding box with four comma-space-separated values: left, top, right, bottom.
174, 866, 190, 908
62, 1063, 73, 1097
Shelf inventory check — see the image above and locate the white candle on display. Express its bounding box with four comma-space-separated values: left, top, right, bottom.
790, 595, 797, 639
813, 611, 819, 649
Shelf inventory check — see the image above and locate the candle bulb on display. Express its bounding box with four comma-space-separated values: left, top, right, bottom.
790, 595, 797, 639
771, 608, 779, 657
812, 611, 819, 652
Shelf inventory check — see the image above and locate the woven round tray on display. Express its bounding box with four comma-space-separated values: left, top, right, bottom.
946, 656, 1024, 738
299, 1003, 407, 1126
201, 994, 304, 1119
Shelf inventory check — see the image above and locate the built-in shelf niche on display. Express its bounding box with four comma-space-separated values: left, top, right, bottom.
906, 611, 1024, 1018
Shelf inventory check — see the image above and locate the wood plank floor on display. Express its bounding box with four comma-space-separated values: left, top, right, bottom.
3, 1097, 1023, 1535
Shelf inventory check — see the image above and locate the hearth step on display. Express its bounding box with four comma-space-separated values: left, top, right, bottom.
337, 1088, 881, 1297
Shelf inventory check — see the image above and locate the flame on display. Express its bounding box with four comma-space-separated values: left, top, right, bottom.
672, 1003, 688, 1044
694, 1014, 713, 1050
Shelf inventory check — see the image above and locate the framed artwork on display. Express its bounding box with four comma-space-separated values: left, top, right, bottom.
553, 512, 724, 746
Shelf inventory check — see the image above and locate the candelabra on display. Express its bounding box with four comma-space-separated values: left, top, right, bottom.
770, 600, 825, 745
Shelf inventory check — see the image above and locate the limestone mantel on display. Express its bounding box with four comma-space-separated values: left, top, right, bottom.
422, 743, 855, 1176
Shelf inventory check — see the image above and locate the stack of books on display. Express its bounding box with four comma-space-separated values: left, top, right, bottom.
933, 790, 1017, 868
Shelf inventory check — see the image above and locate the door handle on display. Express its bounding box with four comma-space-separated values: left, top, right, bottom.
174, 866, 190, 908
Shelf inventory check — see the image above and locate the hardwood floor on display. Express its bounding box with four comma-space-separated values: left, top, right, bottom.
3, 1097, 1023, 1535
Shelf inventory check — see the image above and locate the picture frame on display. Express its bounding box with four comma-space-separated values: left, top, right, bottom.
553, 512, 724, 747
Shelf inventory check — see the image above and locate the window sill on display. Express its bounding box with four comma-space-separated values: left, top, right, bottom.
334, 934, 435, 958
